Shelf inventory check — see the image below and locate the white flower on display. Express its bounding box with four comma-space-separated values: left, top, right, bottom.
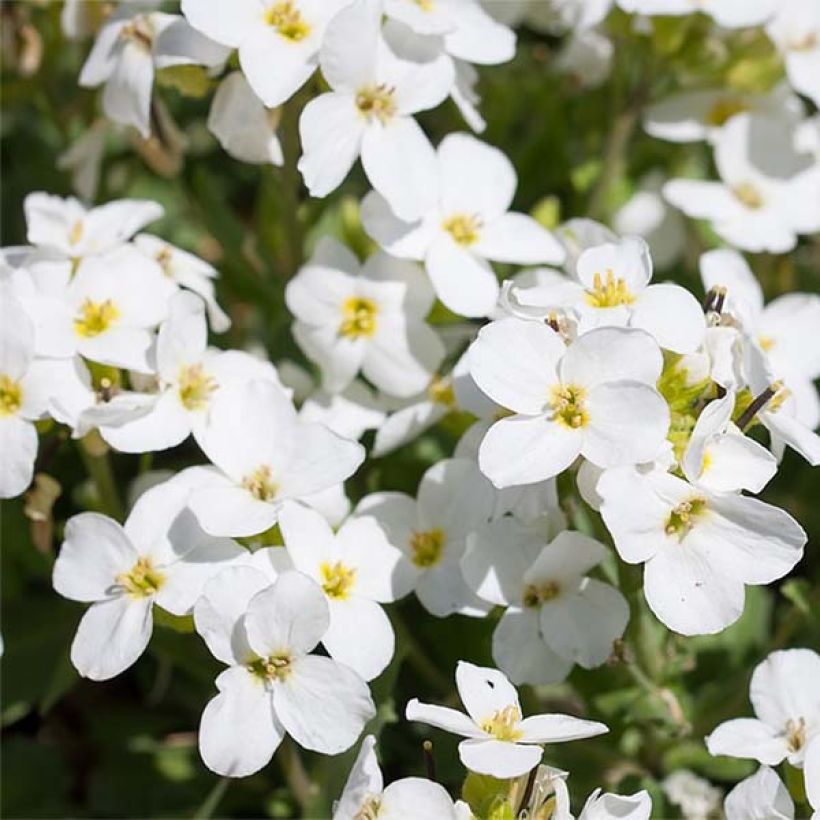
298, 0, 453, 221
362, 132, 565, 317
57, 119, 110, 202
194, 568, 375, 776
207, 71, 284, 166
133, 233, 231, 332
724, 766, 794, 820
469, 320, 669, 488
353, 458, 494, 617
299, 382, 386, 443
616, 0, 777, 28
98, 292, 281, 453
52, 472, 246, 680
286, 238, 445, 397
598, 466, 806, 635
182, 0, 349, 108
462, 519, 629, 685
555, 29, 613, 90
406, 661, 607, 778
0, 288, 88, 498
79, 9, 228, 137
579, 788, 652, 820
333, 734, 462, 820
24, 246, 176, 373
707, 649, 820, 769
24, 192, 163, 260
661, 770, 723, 820
187, 379, 364, 537
766, 0, 820, 109
278, 502, 412, 681
664, 113, 820, 254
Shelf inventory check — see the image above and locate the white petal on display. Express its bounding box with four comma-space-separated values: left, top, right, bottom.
199, 666, 284, 777
189, 482, 281, 539
805, 736, 820, 812
443, 3, 516, 65
322, 597, 394, 682
101, 41, 154, 137
456, 660, 520, 725
334, 735, 383, 820
360, 190, 433, 260
101, 391, 192, 454
380, 778, 458, 820
458, 738, 541, 778
426, 235, 499, 318
524, 531, 607, 586
0, 289, 34, 377
475, 213, 565, 265
518, 713, 609, 744
70, 595, 153, 681
179, 0, 259, 47
706, 719, 790, 767
273, 654, 375, 754
0, 416, 37, 499
405, 699, 483, 738
239, 28, 315, 107
724, 766, 794, 820
630, 284, 706, 354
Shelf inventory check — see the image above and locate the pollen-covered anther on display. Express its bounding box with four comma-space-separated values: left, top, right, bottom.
427, 375, 456, 408
178, 363, 218, 411
241, 465, 278, 501
480, 704, 523, 741
120, 15, 154, 50
263, 1, 311, 41
74, 298, 120, 338
665, 497, 707, 539
442, 213, 482, 246
116, 556, 165, 598
584, 269, 636, 308
549, 384, 589, 429
523, 580, 561, 607
0, 374, 23, 417
339, 296, 378, 339
68, 219, 84, 246
320, 560, 356, 599
732, 182, 765, 210
355, 84, 397, 125
786, 717, 806, 752
355, 795, 382, 820
409, 528, 445, 568
249, 653, 293, 681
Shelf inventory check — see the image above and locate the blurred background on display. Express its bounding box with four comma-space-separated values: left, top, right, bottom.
1, 2, 818, 817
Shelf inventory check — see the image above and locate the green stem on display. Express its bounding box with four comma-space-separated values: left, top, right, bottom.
193, 776, 230, 820
277, 736, 317, 814
79, 437, 124, 520
391, 610, 451, 694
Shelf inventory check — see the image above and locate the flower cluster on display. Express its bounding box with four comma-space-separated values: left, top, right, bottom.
2, 0, 819, 818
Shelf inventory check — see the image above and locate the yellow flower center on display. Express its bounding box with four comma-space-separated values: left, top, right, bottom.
700, 449, 712, 475
786, 717, 806, 753
705, 97, 749, 127
339, 296, 378, 339
116, 556, 165, 598
74, 298, 120, 338
178, 363, 217, 411
354, 795, 382, 820
758, 335, 776, 352
409, 528, 445, 568
732, 182, 765, 210
155, 246, 174, 276
120, 15, 154, 50
427, 375, 456, 408
241, 465, 278, 501
249, 653, 293, 682
356, 84, 397, 124
584, 270, 636, 308
480, 705, 523, 742
0, 375, 23, 417
320, 560, 357, 600
68, 219, 84, 246
549, 384, 589, 429
665, 497, 708, 540
522, 580, 561, 607
263, 1, 311, 41
413, 0, 435, 10
442, 213, 482, 246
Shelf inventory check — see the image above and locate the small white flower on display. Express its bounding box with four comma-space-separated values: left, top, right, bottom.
52, 472, 246, 680
406, 661, 608, 778
469, 320, 669, 488
617, 0, 777, 28
724, 766, 794, 820
579, 788, 652, 820
661, 770, 723, 820
279, 501, 412, 681
707, 649, 820, 769
298, 0, 454, 221
766, 0, 820, 109
333, 734, 462, 820
286, 238, 445, 397
194, 568, 375, 776
354, 458, 495, 618
462, 519, 629, 685
362, 132, 565, 317
187, 379, 364, 537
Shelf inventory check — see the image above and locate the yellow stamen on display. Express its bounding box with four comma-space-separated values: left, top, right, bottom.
241, 465, 278, 501
442, 213, 482, 246
584, 269, 636, 308
339, 296, 378, 339
480, 705, 523, 742
263, 1, 311, 41
356, 84, 397, 124
427, 375, 456, 408
786, 717, 806, 753
522, 580, 561, 607
732, 182, 764, 210
178, 363, 217, 411
116, 556, 165, 598
758, 335, 776, 352
0, 375, 23, 417
549, 384, 589, 429
74, 298, 120, 338
409, 528, 445, 568
320, 560, 357, 600
665, 497, 708, 540
68, 219, 84, 246
248, 653, 293, 682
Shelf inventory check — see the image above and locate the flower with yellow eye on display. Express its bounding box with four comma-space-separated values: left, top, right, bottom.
407, 661, 607, 778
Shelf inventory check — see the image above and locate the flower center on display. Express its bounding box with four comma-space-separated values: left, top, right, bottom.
354, 795, 382, 820
427, 375, 456, 408
74, 298, 120, 338
409, 528, 445, 568
789, 31, 818, 52
665, 497, 708, 540
178, 363, 217, 411
480, 705, 523, 742
0, 375, 23, 417
584, 270, 636, 308
115, 556, 165, 598
155, 246, 174, 276
413, 0, 435, 10
356, 84, 397, 125
263, 1, 311, 41
732, 182, 765, 210
249, 653, 293, 682
68, 219, 84, 246
549, 384, 589, 429
120, 15, 154, 50
320, 560, 357, 599
442, 213, 482, 246
339, 296, 378, 339
705, 97, 748, 127
786, 717, 806, 753
758, 335, 775, 352
241, 465, 278, 501
522, 580, 561, 607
